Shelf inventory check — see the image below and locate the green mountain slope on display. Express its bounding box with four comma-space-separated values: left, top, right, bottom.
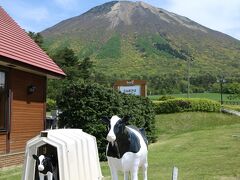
41, 1, 240, 90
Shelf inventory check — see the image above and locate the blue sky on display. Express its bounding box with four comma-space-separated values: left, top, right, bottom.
1, 0, 240, 40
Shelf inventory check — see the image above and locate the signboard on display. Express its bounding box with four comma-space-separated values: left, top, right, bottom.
119, 85, 141, 96
113, 80, 147, 97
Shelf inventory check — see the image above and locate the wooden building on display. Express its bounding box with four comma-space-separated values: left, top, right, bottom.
0, 7, 65, 168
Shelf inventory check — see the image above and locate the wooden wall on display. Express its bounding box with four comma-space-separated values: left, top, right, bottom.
10, 69, 46, 153
0, 134, 6, 154
0, 152, 24, 168
0, 68, 46, 157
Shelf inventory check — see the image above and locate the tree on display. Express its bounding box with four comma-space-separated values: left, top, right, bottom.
52, 47, 80, 80
47, 47, 97, 100
27, 31, 44, 49
47, 47, 80, 99
52, 47, 77, 66
78, 57, 95, 81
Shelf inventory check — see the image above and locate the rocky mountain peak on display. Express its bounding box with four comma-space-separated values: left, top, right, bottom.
101, 1, 207, 32
42, 1, 209, 37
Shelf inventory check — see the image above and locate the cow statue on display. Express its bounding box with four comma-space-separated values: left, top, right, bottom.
101, 115, 148, 180
32, 154, 57, 180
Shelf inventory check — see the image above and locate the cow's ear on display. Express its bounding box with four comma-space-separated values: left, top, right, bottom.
32, 154, 38, 160
101, 117, 109, 124
122, 115, 131, 123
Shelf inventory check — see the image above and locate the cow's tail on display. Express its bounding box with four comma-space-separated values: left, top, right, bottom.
139, 128, 148, 146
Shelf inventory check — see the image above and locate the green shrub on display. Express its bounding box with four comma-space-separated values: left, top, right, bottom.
190, 98, 220, 112
46, 98, 56, 111
154, 98, 221, 114
57, 81, 156, 160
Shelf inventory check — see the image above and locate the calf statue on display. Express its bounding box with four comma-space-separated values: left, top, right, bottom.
32, 154, 57, 180
101, 115, 148, 180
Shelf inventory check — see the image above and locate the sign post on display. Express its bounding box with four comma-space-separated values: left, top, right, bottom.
113, 80, 147, 97
172, 166, 178, 180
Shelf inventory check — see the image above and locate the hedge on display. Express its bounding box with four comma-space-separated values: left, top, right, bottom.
154, 98, 221, 114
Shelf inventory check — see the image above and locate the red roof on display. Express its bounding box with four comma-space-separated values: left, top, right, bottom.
0, 7, 65, 78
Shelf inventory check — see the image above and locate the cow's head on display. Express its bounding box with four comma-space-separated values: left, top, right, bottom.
32, 154, 47, 172
101, 115, 130, 142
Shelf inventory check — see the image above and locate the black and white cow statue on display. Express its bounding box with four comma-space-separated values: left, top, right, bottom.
32, 154, 55, 180
101, 115, 148, 180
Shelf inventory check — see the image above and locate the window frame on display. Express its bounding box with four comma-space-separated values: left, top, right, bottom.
0, 68, 9, 132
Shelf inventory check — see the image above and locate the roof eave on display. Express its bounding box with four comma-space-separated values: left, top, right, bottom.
0, 56, 66, 79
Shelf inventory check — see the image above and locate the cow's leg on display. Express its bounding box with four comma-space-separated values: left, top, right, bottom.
131, 160, 140, 180
142, 162, 148, 180
107, 158, 118, 180
108, 163, 118, 180
123, 171, 129, 180
110, 167, 118, 180
131, 158, 140, 180
131, 167, 139, 180
47, 172, 53, 180
39, 173, 44, 180
142, 155, 148, 180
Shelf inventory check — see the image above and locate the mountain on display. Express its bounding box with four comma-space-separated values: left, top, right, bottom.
41, 1, 240, 89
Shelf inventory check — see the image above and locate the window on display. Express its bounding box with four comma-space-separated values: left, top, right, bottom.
0, 70, 8, 131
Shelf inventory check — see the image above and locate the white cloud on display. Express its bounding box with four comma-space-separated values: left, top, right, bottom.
53, 0, 81, 9
19, 7, 49, 22
164, 0, 240, 39
1, 1, 50, 31
2, 1, 49, 22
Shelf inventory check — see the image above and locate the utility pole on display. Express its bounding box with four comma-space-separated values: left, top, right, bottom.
187, 56, 193, 98
187, 58, 190, 98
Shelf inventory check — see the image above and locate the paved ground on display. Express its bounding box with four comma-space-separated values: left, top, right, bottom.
222, 109, 240, 116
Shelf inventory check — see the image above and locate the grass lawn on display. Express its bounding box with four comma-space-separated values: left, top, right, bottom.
149, 112, 240, 179
1, 112, 240, 179
0, 166, 22, 180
